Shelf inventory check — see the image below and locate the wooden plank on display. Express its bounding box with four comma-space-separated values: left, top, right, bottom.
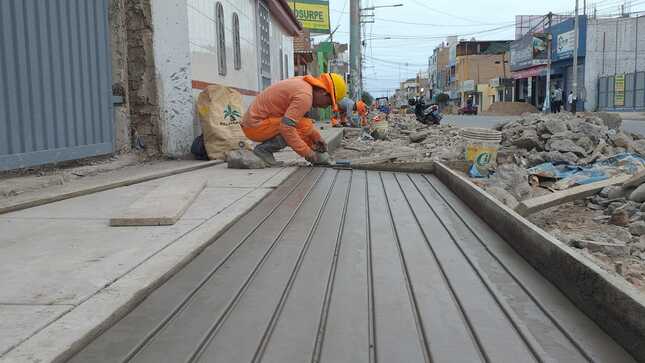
0, 160, 223, 215
109, 178, 207, 226
515, 174, 632, 216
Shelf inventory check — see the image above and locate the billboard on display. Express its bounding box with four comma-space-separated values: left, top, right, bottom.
289, 0, 330, 34
615, 74, 625, 107
510, 34, 548, 70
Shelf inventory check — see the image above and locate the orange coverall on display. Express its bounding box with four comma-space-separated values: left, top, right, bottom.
241, 76, 332, 159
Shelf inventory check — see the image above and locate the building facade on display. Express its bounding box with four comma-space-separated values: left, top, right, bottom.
585, 15, 645, 112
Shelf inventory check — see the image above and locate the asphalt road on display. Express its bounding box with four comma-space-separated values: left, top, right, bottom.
444, 114, 645, 135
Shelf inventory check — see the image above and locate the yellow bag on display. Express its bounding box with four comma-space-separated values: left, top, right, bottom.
196, 85, 249, 160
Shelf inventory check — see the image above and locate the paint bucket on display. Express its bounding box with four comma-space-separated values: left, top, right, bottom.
460, 127, 502, 176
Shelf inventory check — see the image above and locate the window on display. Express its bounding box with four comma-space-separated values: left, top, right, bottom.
215, 2, 226, 76
284, 54, 289, 78
279, 48, 284, 80
232, 13, 241, 70
259, 1, 271, 87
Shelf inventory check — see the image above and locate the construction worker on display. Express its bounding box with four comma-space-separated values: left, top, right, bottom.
241, 73, 347, 166
331, 98, 355, 128
356, 99, 368, 127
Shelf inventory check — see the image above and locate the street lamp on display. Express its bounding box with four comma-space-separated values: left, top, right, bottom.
361, 4, 403, 10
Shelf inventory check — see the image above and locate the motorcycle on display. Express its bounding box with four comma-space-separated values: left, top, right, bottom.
408, 98, 442, 125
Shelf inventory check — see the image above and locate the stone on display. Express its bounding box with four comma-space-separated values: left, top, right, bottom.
607, 186, 627, 200
640, 202, 645, 212
611, 132, 633, 148
630, 139, 645, 157
510, 129, 542, 150
485, 186, 519, 210
599, 187, 611, 198
588, 203, 604, 210
226, 150, 266, 169
629, 221, 645, 236
576, 136, 595, 153
409, 131, 430, 143
595, 112, 623, 130
609, 209, 630, 226
548, 138, 586, 155
543, 119, 567, 134
577, 122, 607, 143
629, 183, 645, 202
571, 239, 629, 256
543, 151, 579, 164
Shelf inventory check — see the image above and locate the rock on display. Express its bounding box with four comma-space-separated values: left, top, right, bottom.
588, 203, 604, 210
629, 221, 645, 236
630, 139, 645, 157
542, 151, 579, 164
549, 229, 571, 244
492, 164, 532, 199
629, 183, 645, 202
576, 136, 595, 153
609, 209, 630, 226
543, 119, 567, 134
511, 129, 542, 150
226, 150, 267, 169
485, 186, 519, 209
599, 187, 612, 198
571, 239, 629, 256
409, 131, 430, 143
578, 122, 608, 142
606, 186, 627, 200
547, 138, 586, 155
640, 202, 645, 212
595, 112, 623, 130
611, 132, 633, 148
607, 226, 633, 241
631, 238, 645, 252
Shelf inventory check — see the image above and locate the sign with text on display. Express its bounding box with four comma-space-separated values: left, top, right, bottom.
511, 34, 548, 71
615, 74, 625, 106
289, 0, 330, 33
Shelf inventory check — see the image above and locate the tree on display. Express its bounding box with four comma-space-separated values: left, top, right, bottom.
361, 91, 374, 106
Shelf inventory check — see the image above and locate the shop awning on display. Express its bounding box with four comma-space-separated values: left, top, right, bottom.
512, 65, 547, 79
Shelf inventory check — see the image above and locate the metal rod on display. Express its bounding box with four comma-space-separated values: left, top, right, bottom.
572, 0, 580, 113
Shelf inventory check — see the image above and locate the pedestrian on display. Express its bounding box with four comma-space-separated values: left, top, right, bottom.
567, 91, 574, 112
553, 85, 563, 113
241, 73, 347, 166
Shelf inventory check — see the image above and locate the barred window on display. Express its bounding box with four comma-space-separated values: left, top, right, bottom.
233, 13, 241, 70
215, 2, 226, 76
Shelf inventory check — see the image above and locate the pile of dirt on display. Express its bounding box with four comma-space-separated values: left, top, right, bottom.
486, 102, 538, 115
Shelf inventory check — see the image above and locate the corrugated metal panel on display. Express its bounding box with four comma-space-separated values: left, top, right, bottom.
0, 0, 113, 171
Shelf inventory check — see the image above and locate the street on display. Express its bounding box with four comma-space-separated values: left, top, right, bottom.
445, 115, 645, 135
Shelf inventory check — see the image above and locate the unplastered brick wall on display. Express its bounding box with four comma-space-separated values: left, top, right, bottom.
126, 0, 162, 155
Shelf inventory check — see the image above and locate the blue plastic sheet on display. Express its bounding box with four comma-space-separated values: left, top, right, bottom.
527, 153, 645, 190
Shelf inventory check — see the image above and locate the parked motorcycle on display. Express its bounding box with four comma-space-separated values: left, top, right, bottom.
408, 98, 442, 125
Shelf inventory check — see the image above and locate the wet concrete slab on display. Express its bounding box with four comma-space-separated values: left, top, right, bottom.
70, 168, 637, 363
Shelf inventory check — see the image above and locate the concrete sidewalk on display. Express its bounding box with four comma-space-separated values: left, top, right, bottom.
0, 128, 342, 363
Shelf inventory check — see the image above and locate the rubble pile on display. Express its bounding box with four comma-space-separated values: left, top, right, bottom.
495, 112, 644, 168
333, 114, 466, 163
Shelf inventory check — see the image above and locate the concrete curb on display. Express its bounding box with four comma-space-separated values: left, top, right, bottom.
0, 160, 224, 215
433, 162, 645, 361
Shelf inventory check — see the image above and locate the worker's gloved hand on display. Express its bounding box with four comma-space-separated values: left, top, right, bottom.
313, 140, 328, 153
306, 152, 332, 166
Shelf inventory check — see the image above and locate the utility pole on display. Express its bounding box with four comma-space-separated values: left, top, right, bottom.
350, 0, 361, 100
572, 0, 579, 113
544, 13, 553, 113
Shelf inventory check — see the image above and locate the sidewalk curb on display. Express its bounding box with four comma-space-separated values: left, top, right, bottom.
0, 160, 224, 215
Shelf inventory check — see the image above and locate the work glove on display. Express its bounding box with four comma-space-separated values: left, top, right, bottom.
306, 152, 332, 166
313, 140, 328, 153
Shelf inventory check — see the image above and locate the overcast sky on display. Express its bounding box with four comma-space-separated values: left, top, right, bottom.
321, 0, 645, 97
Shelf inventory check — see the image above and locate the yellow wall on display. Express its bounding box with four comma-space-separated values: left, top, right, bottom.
477, 84, 497, 112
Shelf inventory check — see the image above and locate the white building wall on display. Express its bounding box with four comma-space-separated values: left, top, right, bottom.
151, 0, 194, 156
585, 16, 645, 110
188, 0, 259, 105
270, 18, 295, 82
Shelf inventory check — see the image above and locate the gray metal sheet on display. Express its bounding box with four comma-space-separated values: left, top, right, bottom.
70, 169, 636, 363
0, 0, 113, 171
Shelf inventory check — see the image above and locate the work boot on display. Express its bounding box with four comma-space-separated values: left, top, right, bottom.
253, 135, 287, 167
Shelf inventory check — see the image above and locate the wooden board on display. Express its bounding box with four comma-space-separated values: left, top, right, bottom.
110, 178, 207, 226
515, 174, 631, 216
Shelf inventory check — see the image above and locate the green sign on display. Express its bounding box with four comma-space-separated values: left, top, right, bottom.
289, 0, 330, 34
615, 74, 625, 107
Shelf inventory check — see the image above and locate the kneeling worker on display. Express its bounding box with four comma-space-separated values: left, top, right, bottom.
331, 98, 355, 127
241, 73, 347, 166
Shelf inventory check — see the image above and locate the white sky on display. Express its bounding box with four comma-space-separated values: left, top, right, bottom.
322, 0, 645, 97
